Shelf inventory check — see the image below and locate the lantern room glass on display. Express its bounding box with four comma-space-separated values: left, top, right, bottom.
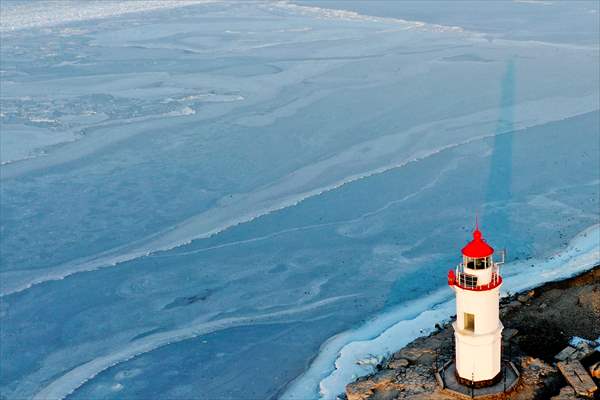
464, 256, 492, 270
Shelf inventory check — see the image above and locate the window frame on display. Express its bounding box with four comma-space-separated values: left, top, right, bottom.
464, 312, 475, 332
465, 256, 491, 270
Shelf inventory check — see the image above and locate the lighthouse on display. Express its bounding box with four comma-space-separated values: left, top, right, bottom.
447, 222, 504, 387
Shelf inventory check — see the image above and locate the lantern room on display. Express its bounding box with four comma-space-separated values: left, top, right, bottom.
453, 226, 502, 289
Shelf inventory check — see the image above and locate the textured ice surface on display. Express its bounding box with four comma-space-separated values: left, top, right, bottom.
0, 123, 79, 164
0, 1, 599, 400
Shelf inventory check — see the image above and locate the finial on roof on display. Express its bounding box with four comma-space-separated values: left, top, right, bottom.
473, 215, 481, 239
462, 215, 493, 257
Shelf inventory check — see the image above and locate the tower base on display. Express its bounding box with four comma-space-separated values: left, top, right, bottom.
436, 360, 520, 399
455, 370, 502, 388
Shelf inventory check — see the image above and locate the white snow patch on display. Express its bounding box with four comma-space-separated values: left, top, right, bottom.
165, 106, 196, 117
569, 336, 596, 347
513, 0, 554, 5
0, 0, 220, 32
266, 1, 469, 35
110, 383, 123, 392
179, 93, 245, 103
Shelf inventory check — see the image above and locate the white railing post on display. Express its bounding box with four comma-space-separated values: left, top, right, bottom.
456, 265, 459, 285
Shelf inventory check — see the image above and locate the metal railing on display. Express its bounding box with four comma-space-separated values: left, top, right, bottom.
453, 264, 502, 291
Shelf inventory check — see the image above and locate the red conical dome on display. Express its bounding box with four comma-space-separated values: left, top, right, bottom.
461, 226, 494, 258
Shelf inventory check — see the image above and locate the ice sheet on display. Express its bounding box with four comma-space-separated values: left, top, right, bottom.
0, 1, 598, 399
0, 123, 79, 164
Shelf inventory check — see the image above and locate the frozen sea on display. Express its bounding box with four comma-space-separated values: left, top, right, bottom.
0, 1, 599, 399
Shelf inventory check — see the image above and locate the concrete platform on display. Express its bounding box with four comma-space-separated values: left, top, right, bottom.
436, 361, 520, 399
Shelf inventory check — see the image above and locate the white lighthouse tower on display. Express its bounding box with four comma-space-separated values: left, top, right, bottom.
447, 222, 504, 387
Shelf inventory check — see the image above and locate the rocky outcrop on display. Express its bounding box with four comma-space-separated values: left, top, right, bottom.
590, 362, 600, 379
550, 386, 577, 400
346, 358, 437, 400
346, 370, 399, 400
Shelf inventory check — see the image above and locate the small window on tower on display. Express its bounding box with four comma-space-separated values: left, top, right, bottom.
464, 313, 475, 332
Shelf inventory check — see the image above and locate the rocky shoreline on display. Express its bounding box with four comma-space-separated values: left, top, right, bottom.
345, 266, 600, 400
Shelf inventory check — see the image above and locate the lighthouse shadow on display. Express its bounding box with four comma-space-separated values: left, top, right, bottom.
484, 60, 516, 240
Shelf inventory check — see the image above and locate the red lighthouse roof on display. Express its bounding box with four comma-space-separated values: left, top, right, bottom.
461, 225, 494, 258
